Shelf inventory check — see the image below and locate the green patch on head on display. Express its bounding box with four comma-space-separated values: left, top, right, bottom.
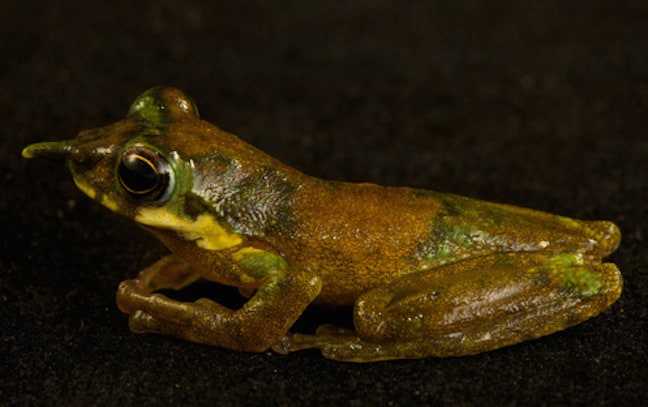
128, 86, 200, 125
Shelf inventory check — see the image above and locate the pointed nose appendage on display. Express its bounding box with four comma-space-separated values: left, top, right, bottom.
22, 140, 79, 161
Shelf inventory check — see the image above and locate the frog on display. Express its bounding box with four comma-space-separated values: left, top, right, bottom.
22, 86, 623, 362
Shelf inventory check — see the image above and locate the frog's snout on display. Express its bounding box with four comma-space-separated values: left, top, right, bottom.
22, 140, 79, 162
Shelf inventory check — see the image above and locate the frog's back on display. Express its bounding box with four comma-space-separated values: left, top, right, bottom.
258, 180, 437, 305
264, 180, 619, 307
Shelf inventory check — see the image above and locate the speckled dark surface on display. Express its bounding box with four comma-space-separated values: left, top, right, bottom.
2, 1, 646, 405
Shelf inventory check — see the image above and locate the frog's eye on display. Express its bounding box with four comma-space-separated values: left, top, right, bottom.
118, 147, 173, 203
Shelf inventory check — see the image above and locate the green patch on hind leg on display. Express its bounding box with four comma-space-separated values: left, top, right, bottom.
562, 267, 602, 298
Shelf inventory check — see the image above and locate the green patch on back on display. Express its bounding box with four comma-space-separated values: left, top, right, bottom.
415, 212, 499, 266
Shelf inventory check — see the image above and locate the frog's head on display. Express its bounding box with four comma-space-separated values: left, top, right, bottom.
24, 86, 297, 250
22, 86, 204, 220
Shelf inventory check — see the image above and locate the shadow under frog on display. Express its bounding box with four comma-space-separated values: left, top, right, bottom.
23, 86, 622, 362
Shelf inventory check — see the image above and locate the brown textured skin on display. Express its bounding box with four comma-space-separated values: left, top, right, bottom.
22, 86, 623, 361
266, 181, 621, 308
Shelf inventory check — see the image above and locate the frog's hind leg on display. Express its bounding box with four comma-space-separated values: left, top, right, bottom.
284, 252, 622, 362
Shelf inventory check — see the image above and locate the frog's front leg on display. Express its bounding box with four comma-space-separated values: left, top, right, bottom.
117, 255, 200, 307
116, 250, 322, 352
280, 252, 622, 362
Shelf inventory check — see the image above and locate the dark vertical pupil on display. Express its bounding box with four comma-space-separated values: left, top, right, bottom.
119, 153, 158, 194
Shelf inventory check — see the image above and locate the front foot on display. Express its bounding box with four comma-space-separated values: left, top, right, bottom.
114, 252, 322, 353
116, 278, 239, 347
114, 256, 234, 346
116, 255, 200, 314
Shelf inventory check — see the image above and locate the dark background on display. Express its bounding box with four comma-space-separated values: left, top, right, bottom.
2, 1, 646, 405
